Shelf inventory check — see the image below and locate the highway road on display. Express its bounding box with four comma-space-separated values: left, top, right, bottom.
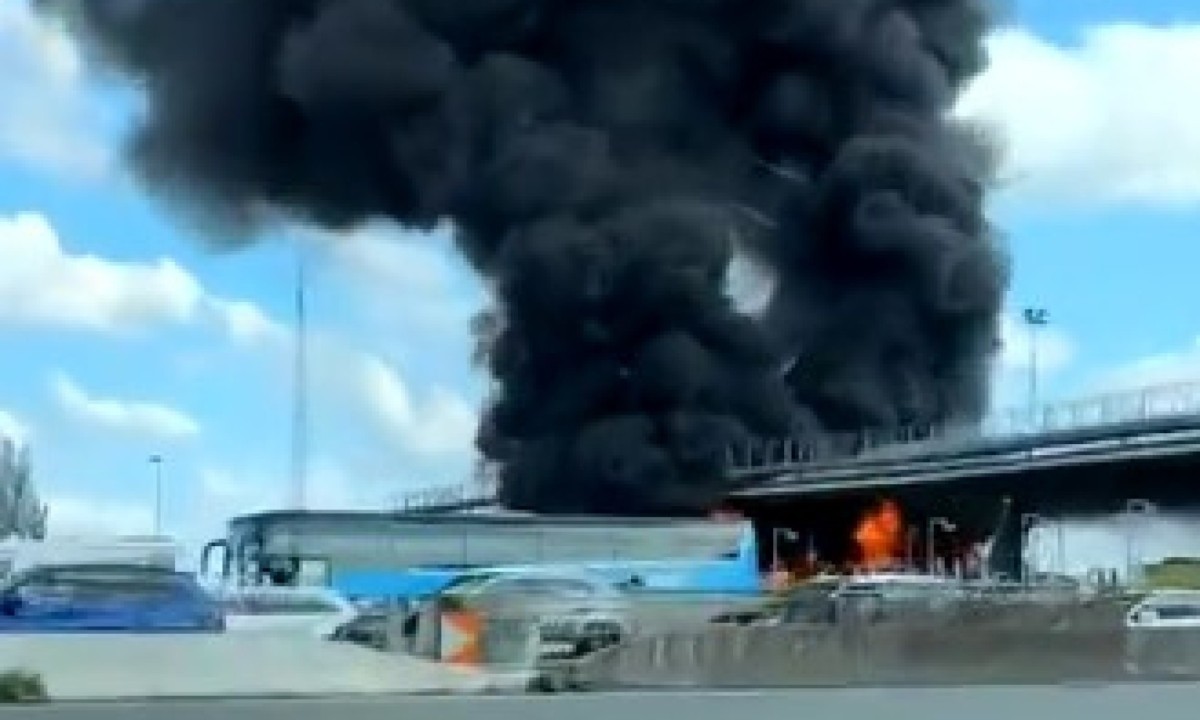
6, 683, 1199, 720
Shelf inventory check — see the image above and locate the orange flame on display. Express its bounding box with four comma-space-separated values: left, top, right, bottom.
853, 500, 904, 570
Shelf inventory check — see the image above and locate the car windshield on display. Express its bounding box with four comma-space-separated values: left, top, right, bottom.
486, 576, 606, 598
1148, 605, 1200, 620
440, 572, 613, 599
438, 573, 501, 595
8, 566, 192, 602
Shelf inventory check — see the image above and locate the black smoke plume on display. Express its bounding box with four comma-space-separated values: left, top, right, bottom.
39, 0, 1008, 515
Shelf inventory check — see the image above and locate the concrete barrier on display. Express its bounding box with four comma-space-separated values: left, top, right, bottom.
0, 634, 532, 700
579, 624, 859, 688
625, 594, 763, 635
1127, 627, 1200, 677
578, 600, 1144, 689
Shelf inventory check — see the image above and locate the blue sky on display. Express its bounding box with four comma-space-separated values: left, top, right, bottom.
1, 0, 1199, 549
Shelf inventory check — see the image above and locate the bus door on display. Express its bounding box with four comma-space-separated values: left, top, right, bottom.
199, 539, 229, 583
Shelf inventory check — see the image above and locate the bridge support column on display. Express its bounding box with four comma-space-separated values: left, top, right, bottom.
986, 496, 1025, 581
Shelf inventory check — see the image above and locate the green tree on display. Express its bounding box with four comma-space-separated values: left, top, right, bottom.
0, 438, 48, 540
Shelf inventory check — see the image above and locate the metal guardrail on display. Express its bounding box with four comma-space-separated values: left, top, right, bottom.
391, 463, 500, 513
392, 485, 495, 513
727, 380, 1200, 479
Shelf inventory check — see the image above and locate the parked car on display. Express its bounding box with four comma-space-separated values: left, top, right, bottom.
214, 586, 359, 638
0, 563, 224, 633
719, 573, 966, 627
1124, 589, 1200, 677
1125, 589, 1200, 629
434, 568, 634, 658
329, 609, 393, 651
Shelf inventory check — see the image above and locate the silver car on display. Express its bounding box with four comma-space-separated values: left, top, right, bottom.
437, 568, 634, 658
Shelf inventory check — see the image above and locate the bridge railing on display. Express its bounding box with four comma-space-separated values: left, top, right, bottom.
391, 382, 1200, 502
391, 482, 496, 513
726, 380, 1200, 479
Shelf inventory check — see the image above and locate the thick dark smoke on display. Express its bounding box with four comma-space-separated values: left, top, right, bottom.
40, 0, 1007, 516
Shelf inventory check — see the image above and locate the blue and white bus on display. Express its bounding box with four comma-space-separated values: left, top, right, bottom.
200, 510, 760, 602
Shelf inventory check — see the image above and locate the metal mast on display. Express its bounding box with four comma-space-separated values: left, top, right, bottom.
289, 248, 309, 510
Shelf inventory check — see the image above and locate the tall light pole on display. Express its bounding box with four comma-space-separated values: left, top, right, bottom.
1056, 519, 1067, 576
1021, 513, 1043, 584
1124, 499, 1155, 587
906, 525, 918, 572
1023, 307, 1049, 429
772, 527, 799, 571
148, 455, 164, 536
290, 247, 310, 511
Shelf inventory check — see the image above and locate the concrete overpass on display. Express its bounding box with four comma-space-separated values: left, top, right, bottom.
397, 381, 1200, 577
402, 381, 1200, 513
724, 380, 1200, 507
722, 381, 1200, 578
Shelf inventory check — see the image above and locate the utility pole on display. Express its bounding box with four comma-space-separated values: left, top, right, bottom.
1124, 499, 1155, 587
290, 248, 310, 511
1020, 513, 1043, 584
148, 455, 164, 536
1023, 307, 1049, 430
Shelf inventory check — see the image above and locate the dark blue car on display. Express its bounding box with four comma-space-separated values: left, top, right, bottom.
0, 563, 224, 633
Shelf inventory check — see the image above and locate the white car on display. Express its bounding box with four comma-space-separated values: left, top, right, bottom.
1125, 589, 1200, 629
215, 586, 359, 638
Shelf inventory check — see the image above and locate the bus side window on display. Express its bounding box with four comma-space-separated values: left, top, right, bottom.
297, 558, 331, 586
260, 557, 300, 586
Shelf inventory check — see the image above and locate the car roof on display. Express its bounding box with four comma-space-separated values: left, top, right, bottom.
216, 585, 348, 600
1140, 589, 1200, 601
3, 564, 198, 593
15, 562, 185, 577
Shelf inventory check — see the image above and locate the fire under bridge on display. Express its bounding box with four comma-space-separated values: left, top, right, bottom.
722, 381, 1200, 578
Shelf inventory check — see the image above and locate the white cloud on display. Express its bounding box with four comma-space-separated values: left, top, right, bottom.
44, 494, 155, 537
222, 229, 481, 461
0, 210, 476, 476
50, 371, 201, 441
0, 210, 288, 348
312, 221, 483, 336
253, 329, 479, 460
203, 297, 289, 347
0, 1, 112, 179
0, 408, 30, 447
186, 298, 479, 462
0, 211, 204, 334
171, 462, 401, 559
1089, 337, 1200, 393
958, 24, 1200, 209
349, 353, 478, 457
199, 461, 371, 517
319, 222, 458, 295
38, 463, 365, 549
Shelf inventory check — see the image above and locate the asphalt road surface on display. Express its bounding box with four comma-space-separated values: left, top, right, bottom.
6, 684, 1200, 720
